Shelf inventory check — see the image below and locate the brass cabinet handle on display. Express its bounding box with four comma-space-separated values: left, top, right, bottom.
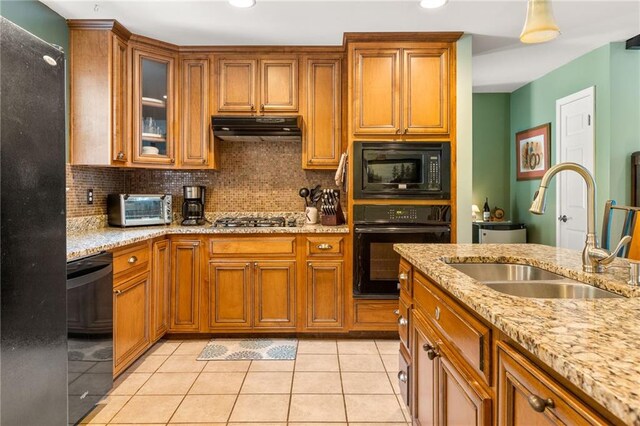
317, 243, 333, 250
128, 256, 138, 264
170, 158, 175, 163
250, 104, 255, 111
397, 370, 408, 383
404, 128, 408, 134
117, 151, 125, 160
434, 306, 441, 321
393, 309, 400, 316
398, 272, 408, 281
528, 395, 554, 413
260, 104, 264, 111
113, 289, 122, 294
398, 316, 408, 327
423, 343, 440, 360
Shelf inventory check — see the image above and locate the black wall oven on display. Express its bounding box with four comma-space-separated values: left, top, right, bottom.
353, 142, 450, 199
354, 205, 451, 297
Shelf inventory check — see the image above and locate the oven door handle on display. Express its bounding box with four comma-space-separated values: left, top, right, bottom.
354, 226, 450, 234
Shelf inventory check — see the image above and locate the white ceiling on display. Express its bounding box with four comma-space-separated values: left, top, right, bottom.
42, 0, 640, 92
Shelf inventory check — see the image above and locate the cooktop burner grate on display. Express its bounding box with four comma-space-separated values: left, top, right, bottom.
213, 216, 293, 228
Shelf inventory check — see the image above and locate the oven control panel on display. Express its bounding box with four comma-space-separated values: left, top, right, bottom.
353, 204, 451, 224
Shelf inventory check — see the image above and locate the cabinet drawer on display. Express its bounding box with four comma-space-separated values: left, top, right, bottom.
209, 237, 296, 257
398, 294, 410, 351
413, 270, 491, 384
398, 258, 412, 295
353, 300, 398, 330
113, 242, 150, 279
306, 236, 344, 257
497, 342, 608, 425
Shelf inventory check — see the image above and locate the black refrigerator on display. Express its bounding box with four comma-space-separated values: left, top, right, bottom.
0, 17, 68, 425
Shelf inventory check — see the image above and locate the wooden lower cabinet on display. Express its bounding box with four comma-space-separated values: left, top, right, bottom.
497, 342, 608, 426
208, 261, 252, 328
113, 271, 150, 376
412, 311, 439, 426
151, 239, 170, 341
208, 260, 296, 330
170, 239, 201, 332
305, 260, 343, 329
254, 261, 296, 328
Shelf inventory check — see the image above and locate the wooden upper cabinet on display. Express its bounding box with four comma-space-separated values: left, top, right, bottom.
403, 48, 449, 135
350, 41, 453, 137
131, 46, 176, 166
215, 56, 298, 114
217, 59, 257, 112
260, 58, 298, 112
352, 47, 401, 135
69, 21, 131, 166
180, 56, 215, 168
303, 56, 342, 169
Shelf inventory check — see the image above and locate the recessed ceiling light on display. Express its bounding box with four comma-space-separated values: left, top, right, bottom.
229, 0, 255, 8
419, 0, 448, 9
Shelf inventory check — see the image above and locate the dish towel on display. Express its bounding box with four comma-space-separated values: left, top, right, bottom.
335, 151, 348, 187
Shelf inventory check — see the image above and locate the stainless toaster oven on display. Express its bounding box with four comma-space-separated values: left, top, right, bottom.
107, 194, 172, 227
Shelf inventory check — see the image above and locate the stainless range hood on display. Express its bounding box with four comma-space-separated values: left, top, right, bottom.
211, 115, 302, 142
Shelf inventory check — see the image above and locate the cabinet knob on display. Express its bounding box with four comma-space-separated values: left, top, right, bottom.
396, 129, 402, 135
423, 343, 440, 360
113, 289, 122, 294
202, 159, 206, 164
316, 243, 333, 250
246, 263, 250, 267
393, 309, 400, 316
434, 306, 441, 321
404, 128, 408, 134
398, 272, 408, 281
128, 256, 138, 264
528, 395, 554, 413
250, 104, 255, 111
260, 104, 264, 111
170, 158, 175, 164
398, 316, 408, 327
254, 262, 258, 267
117, 151, 125, 160
397, 370, 408, 383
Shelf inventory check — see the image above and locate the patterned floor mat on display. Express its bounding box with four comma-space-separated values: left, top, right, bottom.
197, 338, 298, 360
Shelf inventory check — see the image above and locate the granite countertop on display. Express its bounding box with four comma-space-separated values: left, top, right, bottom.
393, 243, 640, 425
67, 223, 350, 260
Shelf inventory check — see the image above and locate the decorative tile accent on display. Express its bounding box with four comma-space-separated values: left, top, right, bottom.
394, 243, 640, 425
198, 338, 298, 361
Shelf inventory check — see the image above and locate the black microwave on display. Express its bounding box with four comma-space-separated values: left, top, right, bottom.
353, 142, 451, 199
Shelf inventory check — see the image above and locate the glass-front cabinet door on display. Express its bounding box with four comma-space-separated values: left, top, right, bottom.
132, 48, 175, 165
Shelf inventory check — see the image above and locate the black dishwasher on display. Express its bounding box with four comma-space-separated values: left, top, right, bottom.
67, 252, 113, 425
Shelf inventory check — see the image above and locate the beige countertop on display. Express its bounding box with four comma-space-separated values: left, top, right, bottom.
67, 223, 350, 260
393, 243, 640, 425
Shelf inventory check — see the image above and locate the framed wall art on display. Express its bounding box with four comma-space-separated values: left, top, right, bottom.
516, 123, 551, 180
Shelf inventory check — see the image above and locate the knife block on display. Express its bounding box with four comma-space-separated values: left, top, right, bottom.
321, 201, 346, 226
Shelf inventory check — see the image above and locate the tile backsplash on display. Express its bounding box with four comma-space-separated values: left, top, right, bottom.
66, 140, 341, 217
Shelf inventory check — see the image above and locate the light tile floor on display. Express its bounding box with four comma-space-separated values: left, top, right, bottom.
79, 338, 410, 426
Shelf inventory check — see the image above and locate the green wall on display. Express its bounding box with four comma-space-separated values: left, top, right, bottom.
0, 0, 68, 53
1, 0, 70, 154
472, 93, 511, 217
508, 43, 640, 245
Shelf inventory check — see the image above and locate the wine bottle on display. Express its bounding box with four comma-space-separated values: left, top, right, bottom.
483, 198, 491, 221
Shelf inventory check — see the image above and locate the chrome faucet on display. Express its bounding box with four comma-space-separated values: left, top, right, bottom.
529, 162, 631, 273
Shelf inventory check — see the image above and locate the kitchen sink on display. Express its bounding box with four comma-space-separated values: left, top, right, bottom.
448, 263, 623, 299
448, 263, 564, 282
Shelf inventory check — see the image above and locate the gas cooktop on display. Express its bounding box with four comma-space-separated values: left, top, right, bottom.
213, 216, 297, 228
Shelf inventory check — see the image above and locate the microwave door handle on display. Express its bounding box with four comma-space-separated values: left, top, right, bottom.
355, 226, 450, 234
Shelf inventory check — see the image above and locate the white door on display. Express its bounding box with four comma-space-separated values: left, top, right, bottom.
556, 87, 595, 250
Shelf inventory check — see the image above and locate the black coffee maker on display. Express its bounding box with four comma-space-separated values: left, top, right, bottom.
181, 186, 206, 226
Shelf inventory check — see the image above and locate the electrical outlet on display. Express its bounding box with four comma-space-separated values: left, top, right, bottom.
87, 189, 94, 205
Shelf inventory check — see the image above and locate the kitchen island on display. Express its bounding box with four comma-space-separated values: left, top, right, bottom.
394, 243, 640, 425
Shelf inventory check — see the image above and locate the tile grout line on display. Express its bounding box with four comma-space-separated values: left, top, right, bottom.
337, 340, 350, 424
284, 339, 299, 423
224, 358, 252, 423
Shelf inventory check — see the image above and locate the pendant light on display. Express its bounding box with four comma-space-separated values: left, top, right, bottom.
229, 0, 256, 8
520, 0, 560, 44
419, 0, 448, 9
